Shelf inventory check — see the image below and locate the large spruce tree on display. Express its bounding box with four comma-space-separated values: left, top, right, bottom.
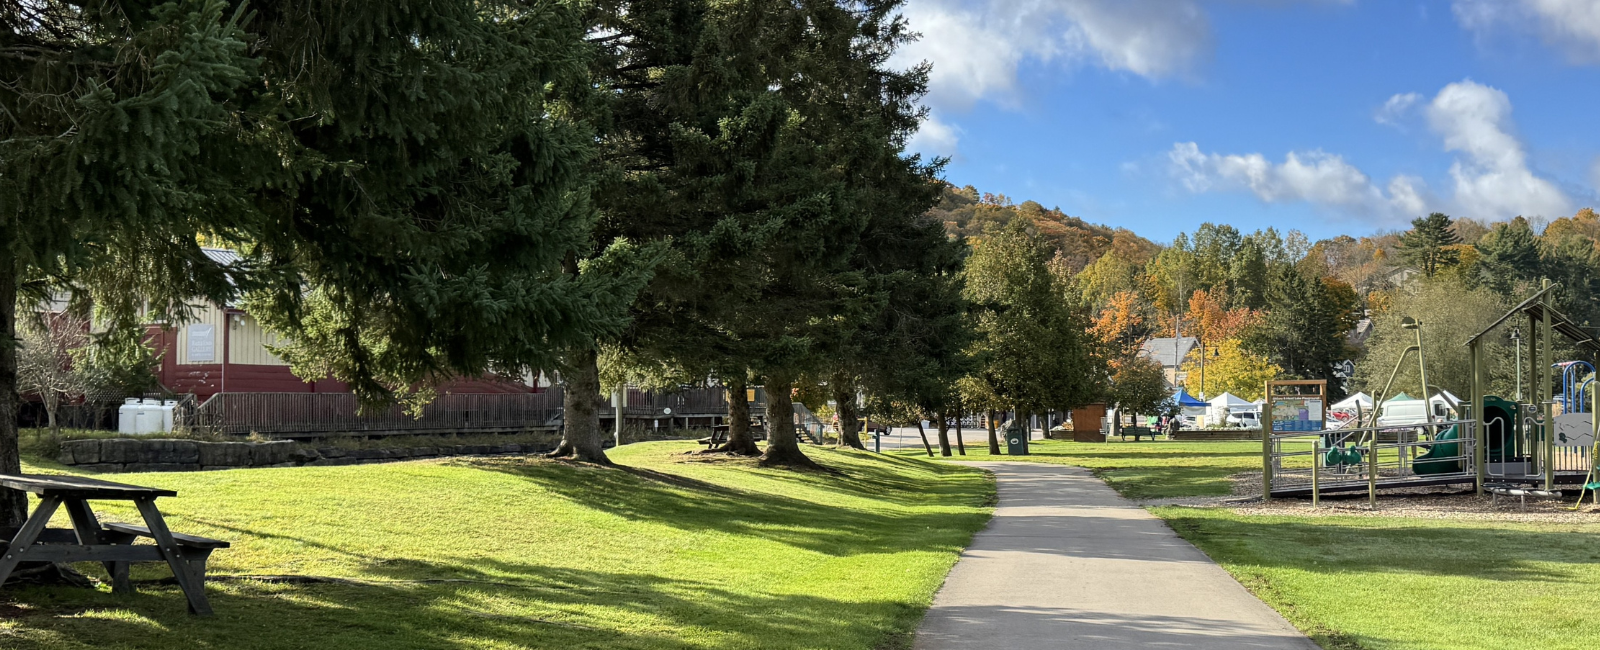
964, 221, 1103, 429
1, 0, 290, 525
2, 0, 641, 523
242, 0, 652, 411
1397, 213, 1462, 278
602, 0, 937, 468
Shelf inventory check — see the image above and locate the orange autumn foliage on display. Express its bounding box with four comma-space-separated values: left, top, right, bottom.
1182, 287, 1261, 344
1091, 291, 1147, 358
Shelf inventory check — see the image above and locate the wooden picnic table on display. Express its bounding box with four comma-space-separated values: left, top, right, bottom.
0, 474, 228, 615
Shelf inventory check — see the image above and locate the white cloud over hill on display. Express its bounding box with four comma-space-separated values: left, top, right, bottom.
1171, 79, 1576, 224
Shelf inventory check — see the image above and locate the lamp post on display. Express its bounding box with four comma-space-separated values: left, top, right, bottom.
1510, 326, 1523, 401
1197, 340, 1219, 400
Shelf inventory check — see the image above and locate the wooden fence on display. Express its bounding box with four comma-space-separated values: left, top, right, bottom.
180, 387, 769, 437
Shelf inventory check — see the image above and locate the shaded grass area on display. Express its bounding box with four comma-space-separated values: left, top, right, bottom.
1, 442, 993, 649
901, 438, 1269, 499
1158, 507, 1600, 650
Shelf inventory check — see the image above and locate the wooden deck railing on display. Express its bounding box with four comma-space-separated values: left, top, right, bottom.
180, 386, 769, 437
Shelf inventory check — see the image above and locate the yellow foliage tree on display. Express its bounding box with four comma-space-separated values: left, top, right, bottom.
1180, 338, 1279, 401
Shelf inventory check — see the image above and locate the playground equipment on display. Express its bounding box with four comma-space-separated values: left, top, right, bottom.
1265, 280, 1600, 503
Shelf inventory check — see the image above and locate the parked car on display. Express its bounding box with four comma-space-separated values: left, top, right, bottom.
833, 416, 890, 436
1226, 410, 1261, 428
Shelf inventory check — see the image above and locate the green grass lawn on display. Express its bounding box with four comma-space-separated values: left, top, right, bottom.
0, 442, 993, 650
1161, 508, 1600, 650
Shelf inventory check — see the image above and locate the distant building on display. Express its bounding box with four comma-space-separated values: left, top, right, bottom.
144, 248, 546, 400
1138, 337, 1199, 388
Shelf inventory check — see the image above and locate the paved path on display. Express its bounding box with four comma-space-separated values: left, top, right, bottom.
916, 462, 1318, 650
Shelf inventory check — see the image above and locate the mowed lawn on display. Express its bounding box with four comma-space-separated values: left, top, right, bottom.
0, 443, 994, 650
1161, 508, 1600, 650
919, 437, 1600, 650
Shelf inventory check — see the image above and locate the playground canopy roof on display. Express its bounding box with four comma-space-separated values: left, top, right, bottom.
1467, 284, 1600, 351
1381, 390, 1462, 410
1172, 389, 1207, 407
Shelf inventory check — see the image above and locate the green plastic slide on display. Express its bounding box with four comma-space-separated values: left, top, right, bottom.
1413, 425, 1461, 475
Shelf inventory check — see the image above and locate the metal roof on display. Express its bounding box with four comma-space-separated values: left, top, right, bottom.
201, 247, 241, 267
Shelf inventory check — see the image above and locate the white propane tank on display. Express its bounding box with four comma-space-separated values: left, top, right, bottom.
118, 398, 141, 434
161, 399, 179, 433
136, 398, 164, 434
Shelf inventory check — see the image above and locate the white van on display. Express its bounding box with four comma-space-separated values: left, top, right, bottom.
1376, 399, 1451, 428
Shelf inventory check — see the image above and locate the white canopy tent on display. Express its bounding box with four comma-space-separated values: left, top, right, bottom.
1206, 392, 1253, 426
1330, 392, 1372, 412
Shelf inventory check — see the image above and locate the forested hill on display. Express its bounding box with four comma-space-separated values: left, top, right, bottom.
929, 184, 1160, 275
937, 181, 1600, 408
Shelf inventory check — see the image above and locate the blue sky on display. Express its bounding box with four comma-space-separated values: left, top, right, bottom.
896, 0, 1600, 242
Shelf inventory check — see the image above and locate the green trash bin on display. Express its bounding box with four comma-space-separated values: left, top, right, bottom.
1005, 421, 1030, 455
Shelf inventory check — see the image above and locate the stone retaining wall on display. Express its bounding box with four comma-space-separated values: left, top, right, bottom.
57, 438, 560, 473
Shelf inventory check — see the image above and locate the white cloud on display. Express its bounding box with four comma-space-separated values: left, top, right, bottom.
1454, 0, 1600, 63
1424, 80, 1572, 220
1167, 142, 1423, 221
896, 0, 1212, 111
908, 114, 962, 157
1374, 92, 1421, 126
1167, 79, 1584, 223
1591, 156, 1600, 190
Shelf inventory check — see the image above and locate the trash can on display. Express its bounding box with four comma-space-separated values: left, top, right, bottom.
1005, 421, 1030, 456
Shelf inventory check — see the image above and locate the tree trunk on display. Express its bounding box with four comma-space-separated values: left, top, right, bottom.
986, 408, 1000, 455
46, 396, 60, 448
914, 418, 934, 457
833, 381, 864, 449
955, 402, 966, 455
759, 372, 820, 469
708, 375, 760, 455
935, 408, 952, 457
0, 248, 25, 527
547, 346, 612, 465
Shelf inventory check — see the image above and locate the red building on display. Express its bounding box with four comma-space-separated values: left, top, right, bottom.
148, 250, 545, 400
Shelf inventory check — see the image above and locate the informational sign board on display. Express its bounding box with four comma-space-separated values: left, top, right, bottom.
188, 324, 216, 363
1267, 380, 1327, 433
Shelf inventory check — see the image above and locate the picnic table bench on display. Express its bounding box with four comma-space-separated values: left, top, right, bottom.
1119, 426, 1161, 442
705, 423, 766, 448
0, 474, 228, 615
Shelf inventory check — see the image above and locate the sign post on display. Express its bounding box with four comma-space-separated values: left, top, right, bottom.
1263, 379, 1328, 501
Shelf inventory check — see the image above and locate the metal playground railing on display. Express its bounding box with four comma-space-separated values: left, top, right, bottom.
1265, 419, 1478, 503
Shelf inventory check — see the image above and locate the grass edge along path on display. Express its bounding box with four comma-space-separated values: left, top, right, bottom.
1, 442, 994, 650
908, 437, 1600, 650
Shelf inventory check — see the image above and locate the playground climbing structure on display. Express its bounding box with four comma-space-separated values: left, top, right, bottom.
1264, 280, 1600, 501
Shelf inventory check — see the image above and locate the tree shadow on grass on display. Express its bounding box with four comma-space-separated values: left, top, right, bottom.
1162, 512, 1600, 583
748, 449, 991, 506
2, 558, 925, 650
461, 454, 990, 557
